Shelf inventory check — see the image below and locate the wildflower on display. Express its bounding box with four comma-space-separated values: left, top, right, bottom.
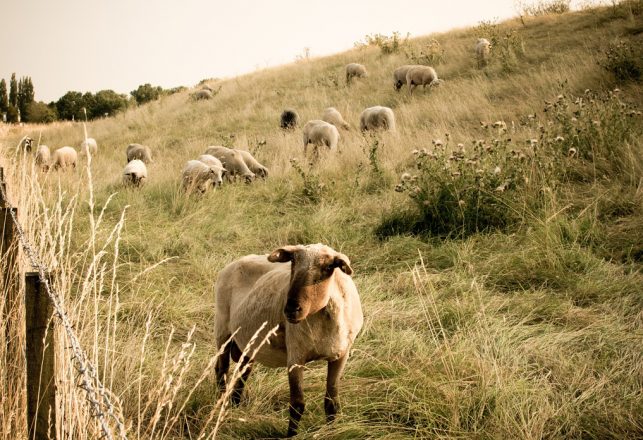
527, 139, 538, 146
492, 120, 506, 128
556, 94, 564, 101
493, 166, 501, 174
394, 184, 404, 192
568, 147, 577, 157
571, 117, 578, 123
458, 200, 466, 207
432, 139, 444, 147
495, 184, 506, 192
476, 169, 484, 174
555, 136, 565, 142
401, 172, 411, 181
457, 143, 465, 150
411, 149, 419, 155
592, 120, 600, 126
451, 171, 461, 177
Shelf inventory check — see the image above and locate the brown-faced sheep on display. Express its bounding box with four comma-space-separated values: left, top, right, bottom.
359, 106, 396, 132
393, 64, 420, 91
126, 144, 154, 164
214, 243, 363, 437
302, 120, 340, 155
346, 63, 368, 84
406, 66, 442, 94
476, 38, 491, 68
280, 109, 299, 129
51, 147, 78, 170
322, 107, 350, 130
204, 146, 255, 183
122, 160, 148, 187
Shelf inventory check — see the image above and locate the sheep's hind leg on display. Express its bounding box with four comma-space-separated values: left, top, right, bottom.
215, 337, 232, 394
231, 355, 254, 405
324, 353, 348, 422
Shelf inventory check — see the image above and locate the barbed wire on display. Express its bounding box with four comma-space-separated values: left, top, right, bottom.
0, 177, 128, 440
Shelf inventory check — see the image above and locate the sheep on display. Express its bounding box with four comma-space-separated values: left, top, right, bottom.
122, 159, 148, 187
79, 137, 98, 156
359, 106, 396, 132
302, 120, 340, 156
194, 89, 213, 100
393, 64, 420, 91
280, 109, 299, 129
476, 38, 491, 68
203, 146, 255, 183
51, 146, 78, 170
126, 143, 153, 164
197, 154, 228, 182
182, 160, 224, 193
35, 145, 50, 170
214, 243, 363, 437
406, 66, 442, 94
322, 107, 350, 130
345, 63, 368, 84
234, 149, 269, 179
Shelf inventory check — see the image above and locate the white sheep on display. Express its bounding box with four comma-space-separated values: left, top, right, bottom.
79, 138, 98, 156
345, 63, 368, 84
476, 38, 491, 68
35, 145, 50, 170
214, 243, 363, 437
197, 154, 228, 182
122, 159, 148, 187
182, 160, 224, 193
203, 146, 255, 183
126, 143, 153, 164
406, 66, 442, 94
322, 107, 350, 130
302, 120, 340, 155
393, 64, 420, 91
234, 149, 269, 179
51, 147, 78, 170
359, 106, 396, 132
280, 109, 299, 129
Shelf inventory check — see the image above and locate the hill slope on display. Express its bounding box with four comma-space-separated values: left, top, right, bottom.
2, 4, 642, 439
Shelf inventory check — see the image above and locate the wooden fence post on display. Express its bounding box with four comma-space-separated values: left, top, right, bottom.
25, 270, 56, 440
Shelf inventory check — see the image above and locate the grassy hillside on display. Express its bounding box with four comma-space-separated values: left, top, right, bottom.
1, 4, 642, 439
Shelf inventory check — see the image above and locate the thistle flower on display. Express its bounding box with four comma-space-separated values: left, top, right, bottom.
493, 166, 501, 174
555, 136, 565, 142
568, 147, 577, 157
432, 139, 444, 147
401, 172, 412, 181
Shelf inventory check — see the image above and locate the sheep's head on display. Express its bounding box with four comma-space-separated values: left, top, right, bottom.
268, 244, 353, 324
209, 167, 224, 187
243, 172, 256, 184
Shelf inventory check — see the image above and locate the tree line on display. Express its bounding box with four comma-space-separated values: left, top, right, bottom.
1, 73, 186, 124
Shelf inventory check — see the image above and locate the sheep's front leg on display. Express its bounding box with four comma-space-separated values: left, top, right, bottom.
324, 353, 348, 422
287, 364, 305, 437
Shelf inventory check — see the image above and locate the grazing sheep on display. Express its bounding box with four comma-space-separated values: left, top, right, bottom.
35, 145, 50, 170
122, 159, 148, 187
51, 147, 78, 170
194, 89, 213, 100
322, 107, 350, 130
476, 38, 491, 68
406, 66, 442, 94
280, 109, 299, 129
359, 106, 396, 132
182, 160, 224, 193
204, 146, 255, 183
234, 149, 269, 179
345, 63, 368, 84
126, 143, 153, 164
302, 120, 340, 155
79, 138, 98, 156
214, 243, 363, 437
393, 64, 420, 91
197, 154, 228, 182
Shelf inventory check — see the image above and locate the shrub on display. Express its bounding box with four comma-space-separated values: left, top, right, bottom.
404, 39, 445, 65
517, 0, 571, 16
598, 39, 642, 82
290, 158, 325, 203
475, 20, 524, 72
356, 32, 409, 55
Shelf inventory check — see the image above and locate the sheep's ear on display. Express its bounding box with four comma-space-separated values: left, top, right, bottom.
221, 168, 228, 176
333, 253, 353, 275
268, 245, 299, 263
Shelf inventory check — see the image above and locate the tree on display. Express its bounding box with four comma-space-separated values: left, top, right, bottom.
130, 83, 162, 105
9, 73, 17, 107
56, 91, 84, 120
26, 101, 57, 123
92, 89, 128, 118
6, 105, 19, 123
0, 79, 7, 113
17, 76, 35, 121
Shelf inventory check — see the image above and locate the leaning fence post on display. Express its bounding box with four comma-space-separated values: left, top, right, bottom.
25, 270, 57, 440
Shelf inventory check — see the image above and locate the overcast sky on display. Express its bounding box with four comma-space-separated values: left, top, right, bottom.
1, 1, 528, 102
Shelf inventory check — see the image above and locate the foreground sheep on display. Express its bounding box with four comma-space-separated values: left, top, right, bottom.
79, 138, 98, 156
126, 143, 153, 164
51, 147, 78, 170
182, 160, 224, 192
359, 106, 396, 132
406, 66, 442, 94
346, 63, 368, 83
322, 107, 350, 130
393, 65, 421, 91
476, 38, 491, 68
302, 120, 340, 155
204, 146, 255, 183
214, 243, 363, 437
197, 154, 228, 181
234, 149, 269, 179
122, 160, 148, 187
35, 145, 50, 170
280, 109, 299, 129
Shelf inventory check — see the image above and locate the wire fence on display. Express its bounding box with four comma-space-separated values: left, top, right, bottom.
0, 169, 128, 440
